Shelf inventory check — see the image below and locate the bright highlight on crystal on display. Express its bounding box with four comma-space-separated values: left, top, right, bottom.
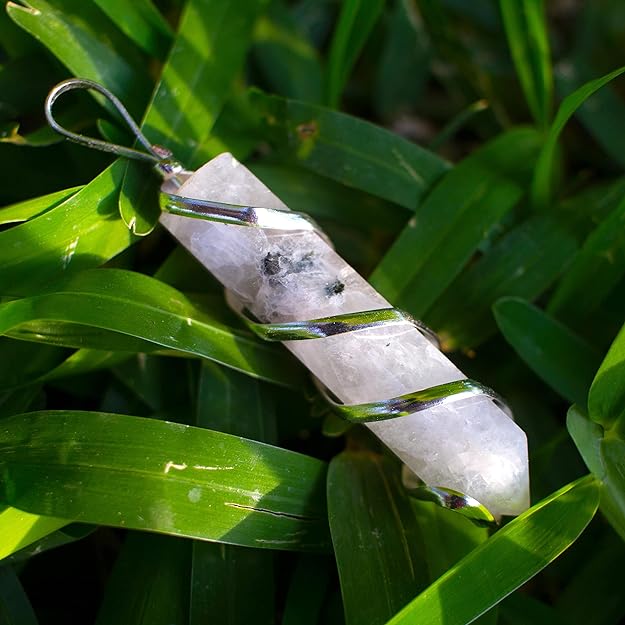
160, 153, 530, 518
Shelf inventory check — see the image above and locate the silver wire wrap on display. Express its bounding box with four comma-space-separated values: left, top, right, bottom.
45, 78, 510, 524
162, 186, 507, 524
224, 290, 441, 347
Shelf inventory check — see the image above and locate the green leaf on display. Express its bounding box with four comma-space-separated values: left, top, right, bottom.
567, 406, 625, 542
189, 363, 276, 624
7, 0, 151, 118
48, 351, 135, 389
0, 161, 136, 297
190, 540, 275, 625
588, 321, 625, 429
0, 410, 331, 551
374, 0, 430, 121
0, 339, 68, 391
113, 356, 197, 419
0, 268, 304, 388
92, 0, 173, 60
120, 0, 266, 235
371, 128, 542, 317
564, 83, 625, 169
386, 476, 600, 625
0, 565, 38, 625
144, 0, 267, 167
0, 187, 81, 226
0, 506, 68, 561
253, 91, 449, 209
327, 452, 428, 625
428, 99, 490, 152
249, 162, 408, 230
427, 215, 578, 349
325, 0, 385, 107
555, 27, 625, 170
548, 193, 625, 325
554, 531, 625, 625
253, 2, 323, 103
531, 65, 625, 210
5, 523, 95, 564
95, 532, 190, 625
7, 320, 161, 353
500, 592, 570, 625
282, 555, 331, 625
494, 298, 601, 407
0, 386, 41, 420
196, 361, 277, 442
410, 500, 490, 584
500, 0, 553, 127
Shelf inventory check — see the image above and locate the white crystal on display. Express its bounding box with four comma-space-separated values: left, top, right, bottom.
160, 153, 530, 517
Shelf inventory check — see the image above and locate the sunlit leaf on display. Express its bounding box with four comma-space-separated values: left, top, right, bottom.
0, 410, 331, 551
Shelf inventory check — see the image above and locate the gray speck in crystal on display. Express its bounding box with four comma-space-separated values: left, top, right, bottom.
262, 251, 283, 276
325, 279, 345, 297
291, 251, 314, 273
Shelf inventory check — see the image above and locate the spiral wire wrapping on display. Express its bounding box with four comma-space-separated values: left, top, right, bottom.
161, 184, 503, 526
46, 78, 506, 525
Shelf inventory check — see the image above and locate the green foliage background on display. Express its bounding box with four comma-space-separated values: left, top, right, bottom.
1, 0, 625, 624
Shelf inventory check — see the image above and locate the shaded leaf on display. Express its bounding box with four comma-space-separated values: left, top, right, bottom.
567, 406, 625, 542
500, 592, 570, 625
500, 0, 552, 127
92, 0, 173, 60
325, 0, 385, 107
0, 410, 330, 551
253, 90, 449, 209
0, 565, 38, 625
95, 532, 190, 625
188, 362, 276, 624
386, 476, 600, 625
410, 500, 490, 584
371, 128, 542, 316
328, 452, 427, 625
531, 65, 625, 210
0, 161, 136, 297
7, 0, 151, 118
0, 339, 68, 391
548, 193, 625, 325
555, 34, 625, 170
494, 297, 601, 407
374, 0, 430, 121
554, 531, 625, 625
427, 216, 578, 349
253, 1, 323, 103
282, 555, 331, 625
588, 320, 625, 429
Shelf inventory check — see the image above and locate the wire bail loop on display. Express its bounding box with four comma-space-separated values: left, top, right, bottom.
45, 78, 184, 180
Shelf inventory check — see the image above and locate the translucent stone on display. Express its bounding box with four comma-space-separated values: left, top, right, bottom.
160, 153, 530, 517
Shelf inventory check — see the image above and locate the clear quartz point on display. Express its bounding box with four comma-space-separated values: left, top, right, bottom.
160, 153, 530, 517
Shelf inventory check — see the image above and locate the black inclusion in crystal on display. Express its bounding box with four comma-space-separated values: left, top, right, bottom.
262, 252, 283, 276
325, 279, 345, 296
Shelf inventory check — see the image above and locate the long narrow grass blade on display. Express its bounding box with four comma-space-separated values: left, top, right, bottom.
0, 410, 330, 551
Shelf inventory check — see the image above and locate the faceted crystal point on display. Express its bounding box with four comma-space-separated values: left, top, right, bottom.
160, 153, 530, 517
